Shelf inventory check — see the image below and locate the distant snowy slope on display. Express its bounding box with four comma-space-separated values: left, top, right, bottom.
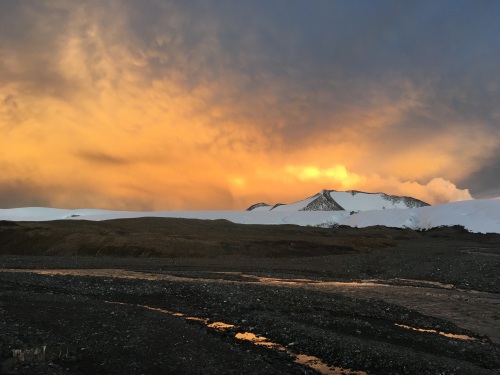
267, 194, 322, 212
246, 190, 429, 212
339, 200, 500, 234
0, 199, 499, 233
0, 207, 350, 226
0, 207, 114, 221
329, 190, 428, 211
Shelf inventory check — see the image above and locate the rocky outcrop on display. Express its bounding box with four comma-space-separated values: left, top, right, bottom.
300, 190, 345, 211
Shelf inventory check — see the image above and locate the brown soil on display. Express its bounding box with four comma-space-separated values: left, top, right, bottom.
0, 218, 401, 258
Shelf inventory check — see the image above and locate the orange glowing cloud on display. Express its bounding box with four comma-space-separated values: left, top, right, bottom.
0, 2, 496, 209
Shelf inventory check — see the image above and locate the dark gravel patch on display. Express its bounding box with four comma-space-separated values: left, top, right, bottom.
1, 269, 499, 374
0, 222, 499, 374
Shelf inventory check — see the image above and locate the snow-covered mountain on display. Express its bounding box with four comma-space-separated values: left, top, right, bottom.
0, 199, 499, 233
247, 190, 429, 212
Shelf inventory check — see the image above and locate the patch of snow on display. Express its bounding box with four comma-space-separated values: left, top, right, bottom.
337, 200, 500, 234
330, 191, 427, 211
246, 190, 428, 212
268, 195, 318, 211
1, 200, 499, 234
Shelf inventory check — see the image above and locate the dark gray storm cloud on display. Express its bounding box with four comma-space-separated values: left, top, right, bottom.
0, 0, 499, 207
122, 1, 500, 130
123, 0, 500, 197
461, 149, 500, 198
0, 180, 53, 208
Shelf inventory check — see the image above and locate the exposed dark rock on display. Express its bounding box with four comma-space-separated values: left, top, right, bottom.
300, 190, 345, 211
246, 203, 271, 211
247, 189, 430, 213
269, 203, 286, 210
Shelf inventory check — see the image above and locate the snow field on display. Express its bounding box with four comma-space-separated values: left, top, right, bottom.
1, 200, 499, 233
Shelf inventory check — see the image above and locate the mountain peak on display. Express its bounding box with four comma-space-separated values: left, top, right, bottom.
246, 190, 430, 212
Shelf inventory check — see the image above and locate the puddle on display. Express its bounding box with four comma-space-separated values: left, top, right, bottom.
296, 354, 363, 375
242, 274, 385, 288
234, 332, 366, 375
238, 273, 324, 284
113, 301, 186, 317
0, 268, 459, 292
392, 278, 455, 289
0, 268, 195, 283
235, 332, 286, 350
207, 322, 235, 330
107, 301, 366, 375
240, 274, 459, 292
395, 323, 475, 340
2, 268, 491, 346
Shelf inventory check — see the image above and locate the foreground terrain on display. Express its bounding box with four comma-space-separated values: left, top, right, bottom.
0, 219, 499, 374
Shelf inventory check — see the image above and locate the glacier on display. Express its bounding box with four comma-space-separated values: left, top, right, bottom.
1, 199, 499, 234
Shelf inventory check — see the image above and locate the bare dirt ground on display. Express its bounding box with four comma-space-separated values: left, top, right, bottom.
0, 219, 499, 374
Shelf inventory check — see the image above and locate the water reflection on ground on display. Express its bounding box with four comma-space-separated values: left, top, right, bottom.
234, 332, 364, 375
0, 267, 369, 374
2, 268, 497, 343
394, 324, 475, 340
108, 301, 366, 375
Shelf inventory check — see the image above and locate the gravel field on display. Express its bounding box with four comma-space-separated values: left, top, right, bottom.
1, 221, 499, 374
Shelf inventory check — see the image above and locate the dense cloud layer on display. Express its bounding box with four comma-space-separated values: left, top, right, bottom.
0, 1, 498, 209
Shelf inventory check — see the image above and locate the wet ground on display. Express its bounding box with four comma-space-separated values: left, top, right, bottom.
0, 222, 499, 374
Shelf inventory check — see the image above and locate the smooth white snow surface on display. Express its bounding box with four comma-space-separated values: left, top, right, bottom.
340, 199, 500, 233
1, 200, 499, 234
329, 191, 412, 211
0, 207, 351, 226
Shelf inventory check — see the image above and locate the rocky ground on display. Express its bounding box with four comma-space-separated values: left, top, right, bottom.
0, 220, 499, 374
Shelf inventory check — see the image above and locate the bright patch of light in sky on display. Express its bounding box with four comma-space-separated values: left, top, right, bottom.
0, 1, 498, 209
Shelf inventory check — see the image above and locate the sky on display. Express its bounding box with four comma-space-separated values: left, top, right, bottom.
1, 0, 499, 210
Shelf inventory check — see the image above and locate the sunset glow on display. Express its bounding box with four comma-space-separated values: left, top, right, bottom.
1, 1, 499, 210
